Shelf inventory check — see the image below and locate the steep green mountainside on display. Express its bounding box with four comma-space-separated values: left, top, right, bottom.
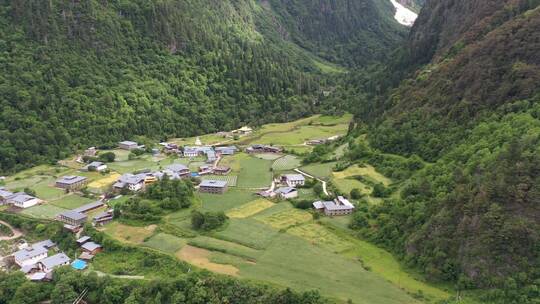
261, 0, 406, 66
347, 1, 540, 302
0, 0, 405, 173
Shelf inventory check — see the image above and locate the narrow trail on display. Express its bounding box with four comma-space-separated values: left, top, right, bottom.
0, 220, 23, 241
294, 168, 330, 196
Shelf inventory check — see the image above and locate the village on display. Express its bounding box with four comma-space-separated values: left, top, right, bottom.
0, 114, 420, 303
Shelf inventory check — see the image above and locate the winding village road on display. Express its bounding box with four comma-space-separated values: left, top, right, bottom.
0, 220, 22, 241
294, 168, 330, 196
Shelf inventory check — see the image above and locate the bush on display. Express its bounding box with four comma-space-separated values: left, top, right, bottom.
191, 210, 228, 231
350, 188, 363, 199
98, 152, 116, 163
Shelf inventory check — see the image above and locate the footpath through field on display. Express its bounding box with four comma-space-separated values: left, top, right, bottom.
294, 168, 330, 196
0, 220, 22, 241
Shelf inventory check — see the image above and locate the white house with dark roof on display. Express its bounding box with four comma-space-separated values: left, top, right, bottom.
274, 187, 298, 199
56, 210, 87, 227
84, 161, 107, 172
281, 174, 306, 187
7, 192, 41, 209
199, 180, 228, 194
313, 196, 355, 216
39, 253, 70, 273
113, 173, 146, 192
215, 146, 237, 155
13, 240, 55, 267
118, 141, 139, 150
55, 176, 88, 190
0, 188, 14, 205
163, 164, 191, 179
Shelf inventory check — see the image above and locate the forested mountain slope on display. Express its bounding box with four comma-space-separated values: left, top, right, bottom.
262, 0, 406, 66
349, 1, 540, 302
0, 0, 404, 174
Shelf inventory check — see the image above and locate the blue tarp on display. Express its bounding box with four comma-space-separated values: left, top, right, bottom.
191, 172, 199, 177
71, 259, 87, 270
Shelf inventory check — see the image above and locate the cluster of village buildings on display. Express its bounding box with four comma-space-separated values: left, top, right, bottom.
10, 235, 102, 281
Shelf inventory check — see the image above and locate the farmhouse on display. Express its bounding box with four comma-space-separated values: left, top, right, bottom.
164, 164, 191, 179
274, 187, 298, 199
281, 174, 305, 187
0, 188, 14, 204
199, 180, 228, 194
246, 144, 282, 154
213, 166, 231, 175
161, 143, 179, 154
313, 196, 355, 216
182, 147, 200, 157
84, 161, 107, 172
232, 126, 253, 135
13, 240, 54, 267
81, 242, 103, 255
76, 236, 91, 245
118, 141, 139, 150
73, 201, 105, 214
55, 176, 88, 190
113, 173, 146, 192
198, 165, 213, 175
7, 192, 41, 209
93, 210, 114, 226
57, 210, 87, 227
39, 253, 70, 273
84, 147, 97, 157
206, 150, 217, 163
215, 146, 237, 155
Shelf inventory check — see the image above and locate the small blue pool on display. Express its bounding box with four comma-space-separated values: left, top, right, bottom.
71, 259, 87, 270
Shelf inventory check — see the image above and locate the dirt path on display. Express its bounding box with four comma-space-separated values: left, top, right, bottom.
0, 220, 22, 241
294, 168, 330, 196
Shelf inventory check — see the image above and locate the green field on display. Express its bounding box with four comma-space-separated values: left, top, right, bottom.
143, 233, 186, 254
20, 204, 68, 219
189, 235, 261, 260
238, 114, 353, 147
235, 155, 272, 188
199, 190, 256, 212
272, 155, 302, 171
213, 218, 279, 250
49, 194, 94, 209
300, 162, 336, 180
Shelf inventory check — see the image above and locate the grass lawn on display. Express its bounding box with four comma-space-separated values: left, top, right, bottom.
272, 155, 302, 171
30, 179, 65, 200
213, 218, 279, 250
49, 194, 94, 209
252, 153, 282, 160
20, 204, 68, 219
226, 199, 274, 219
287, 223, 353, 253
256, 206, 312, 230
325, 224, 451, 303
108, 159, 158, 174
143, 233, 186, 254
4, 176, 46, 191
110, 149, 131, 162
333, 164, 392, 186
200, 175, 238, 187
332, 177, 372, 195
237, 233, 417, 304
300, 162, 336, 180
199, 189, 256, 212
188, 235, 261, 260
88, 173, 121, 190
102, 222, 157, 244
236, 155, 272, 188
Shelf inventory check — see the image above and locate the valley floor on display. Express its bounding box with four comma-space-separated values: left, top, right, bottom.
0, 114, 459, 304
